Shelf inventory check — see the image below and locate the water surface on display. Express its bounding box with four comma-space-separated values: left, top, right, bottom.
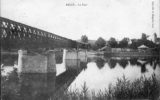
1, 52, 160, 99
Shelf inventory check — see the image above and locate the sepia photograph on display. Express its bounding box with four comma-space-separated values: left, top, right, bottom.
1, 0, 160, 100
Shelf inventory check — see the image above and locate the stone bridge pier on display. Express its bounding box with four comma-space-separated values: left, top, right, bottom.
18, 50, 56, 73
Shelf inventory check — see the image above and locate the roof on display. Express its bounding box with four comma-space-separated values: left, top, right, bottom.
138, 45, 149, 49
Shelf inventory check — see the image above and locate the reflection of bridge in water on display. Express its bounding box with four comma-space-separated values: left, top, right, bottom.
1, 17, 89, 99
1, 50, 88, 100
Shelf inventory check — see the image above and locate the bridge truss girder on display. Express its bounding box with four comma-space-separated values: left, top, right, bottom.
0, 17, 87, 50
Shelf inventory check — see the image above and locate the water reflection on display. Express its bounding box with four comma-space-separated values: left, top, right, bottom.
95, 58, 105, 69
94, 57, 160, 73
20, 73, 56, 100
1, 51, 88, 100
1, 51, 160, 100
69, 56, 160, 92
118, 59, 129, 69
92, 56, 160, 73
108, 59, 117, 69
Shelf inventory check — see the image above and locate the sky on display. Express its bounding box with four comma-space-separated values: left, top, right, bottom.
1, 0, 160, 41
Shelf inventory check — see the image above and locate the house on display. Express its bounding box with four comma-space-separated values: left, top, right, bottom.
138, 45, 149, 52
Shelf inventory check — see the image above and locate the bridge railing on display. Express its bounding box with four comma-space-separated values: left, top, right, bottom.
0, 17, 84, 50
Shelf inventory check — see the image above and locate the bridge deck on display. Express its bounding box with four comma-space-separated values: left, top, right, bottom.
0, 17, 88, 50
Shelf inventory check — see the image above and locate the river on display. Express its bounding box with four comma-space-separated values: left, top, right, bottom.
1, 50, 160, 100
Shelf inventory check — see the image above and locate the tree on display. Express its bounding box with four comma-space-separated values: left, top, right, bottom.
81, 35, 88, 43
91, 43, 98, 50
130, 39, 138, 49
95, 37, 106, 49
119, 38, 129, 48
130, 38, 156, 49
108, 37, 118, 48
141, 33, 149, 40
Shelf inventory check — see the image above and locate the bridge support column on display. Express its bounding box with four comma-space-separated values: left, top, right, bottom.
18, 50, 56, 73
46, 50, 56, 73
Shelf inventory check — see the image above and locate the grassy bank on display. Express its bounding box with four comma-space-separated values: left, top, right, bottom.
56, 74, 160, 100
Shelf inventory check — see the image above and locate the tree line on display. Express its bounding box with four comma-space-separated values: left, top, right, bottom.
80, 33, 158, 50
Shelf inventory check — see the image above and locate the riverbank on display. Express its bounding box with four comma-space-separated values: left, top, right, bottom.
104, 52, 159, 57
1, 49, 159, 57
54, 74, 160, 100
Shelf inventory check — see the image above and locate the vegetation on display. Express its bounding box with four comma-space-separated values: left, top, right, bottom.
95, 37, 106, 49
141, 33, 149, 40
89, 37, 106, 50
111, 74, 160, 100
84, 33, 158, 50
81, 35, 88, 43
130, 38, 156, 49
119, 38, 129, 48
108, 37, 118, 48
1, 60, 160, 100
58, 74, 160, 100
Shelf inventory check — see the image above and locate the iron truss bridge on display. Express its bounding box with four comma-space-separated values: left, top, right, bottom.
0, 17, 88, 50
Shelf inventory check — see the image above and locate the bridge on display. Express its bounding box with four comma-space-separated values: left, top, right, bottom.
1, 17, 89, 99
0, 17, 88, 74
1, 50, 88, 100
0, 17, 88, 50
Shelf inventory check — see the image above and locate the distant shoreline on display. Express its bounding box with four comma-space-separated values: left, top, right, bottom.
1, 50, 160, 57
104, 52, 160, 57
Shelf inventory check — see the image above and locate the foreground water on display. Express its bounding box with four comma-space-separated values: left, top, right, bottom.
67, 56, 160, 92
1, 52, 160, 100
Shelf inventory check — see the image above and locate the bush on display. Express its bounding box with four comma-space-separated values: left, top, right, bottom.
64, 74, 160, 100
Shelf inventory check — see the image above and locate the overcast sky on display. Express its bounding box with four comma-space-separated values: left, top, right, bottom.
1, 0, 160, 41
